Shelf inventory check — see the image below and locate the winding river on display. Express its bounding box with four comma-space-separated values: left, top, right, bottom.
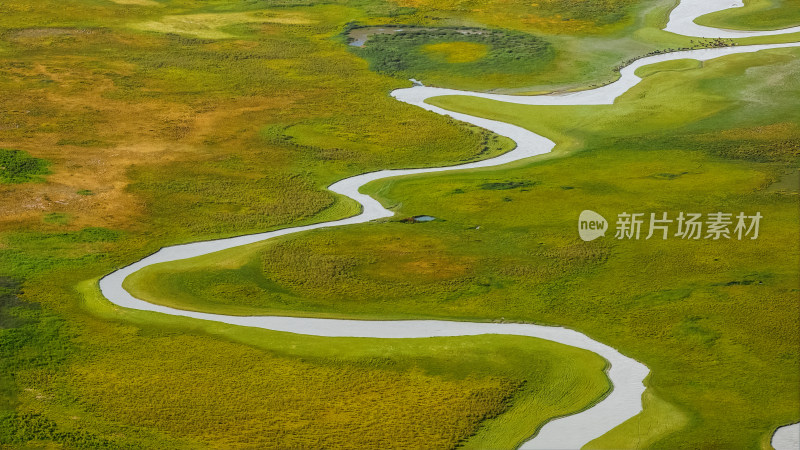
99, 1, 800, 448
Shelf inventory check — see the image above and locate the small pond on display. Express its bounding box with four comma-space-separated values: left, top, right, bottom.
413, 215, 436, 222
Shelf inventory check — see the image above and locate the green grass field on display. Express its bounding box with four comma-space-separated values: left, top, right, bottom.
0, 0, 631, 447
1, 275, 611, 448
696, 0, 800, 30
125, 47, 800, 447
1, 0, 798, 448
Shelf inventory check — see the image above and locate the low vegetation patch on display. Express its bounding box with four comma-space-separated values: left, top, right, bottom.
132, 12, 316, 39
389, 0, 639, 34
479, 180, 537, 190
69, 335, 522, 449
353, 27, 553, 80
422, 41, 489, 63
0, 150, 49, 184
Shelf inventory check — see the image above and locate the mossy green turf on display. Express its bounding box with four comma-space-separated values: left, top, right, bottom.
129, 48, 800, 448
0, 149, 49, 184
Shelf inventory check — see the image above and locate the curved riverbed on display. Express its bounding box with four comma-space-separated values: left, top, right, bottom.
100, 1, 799, 448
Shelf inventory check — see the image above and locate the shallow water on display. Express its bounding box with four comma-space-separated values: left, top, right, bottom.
412, 215, 436, 222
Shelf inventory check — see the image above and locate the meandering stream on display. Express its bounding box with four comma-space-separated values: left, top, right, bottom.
99, 1, 800, 448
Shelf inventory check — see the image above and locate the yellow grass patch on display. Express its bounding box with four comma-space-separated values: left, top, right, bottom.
363, 239, 476, 281
520, 15, 596, 33
0, 55, 305, 234
390, 0, 633, 34
422, 41, 489, 63
68, 333, 522, 449
109, 0, 162, 6
716, 122, 800, 140
131, 12, 316, 39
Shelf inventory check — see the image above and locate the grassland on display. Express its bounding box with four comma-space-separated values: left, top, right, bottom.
0, 272, 611, 448
341, 0, 799, 92
2, 0, 799, 448
0, 0, 644, 447
386, 0, 641, 35
0, 1, 527, 240
696, 0, 800, 31
127, 47, 800, 448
